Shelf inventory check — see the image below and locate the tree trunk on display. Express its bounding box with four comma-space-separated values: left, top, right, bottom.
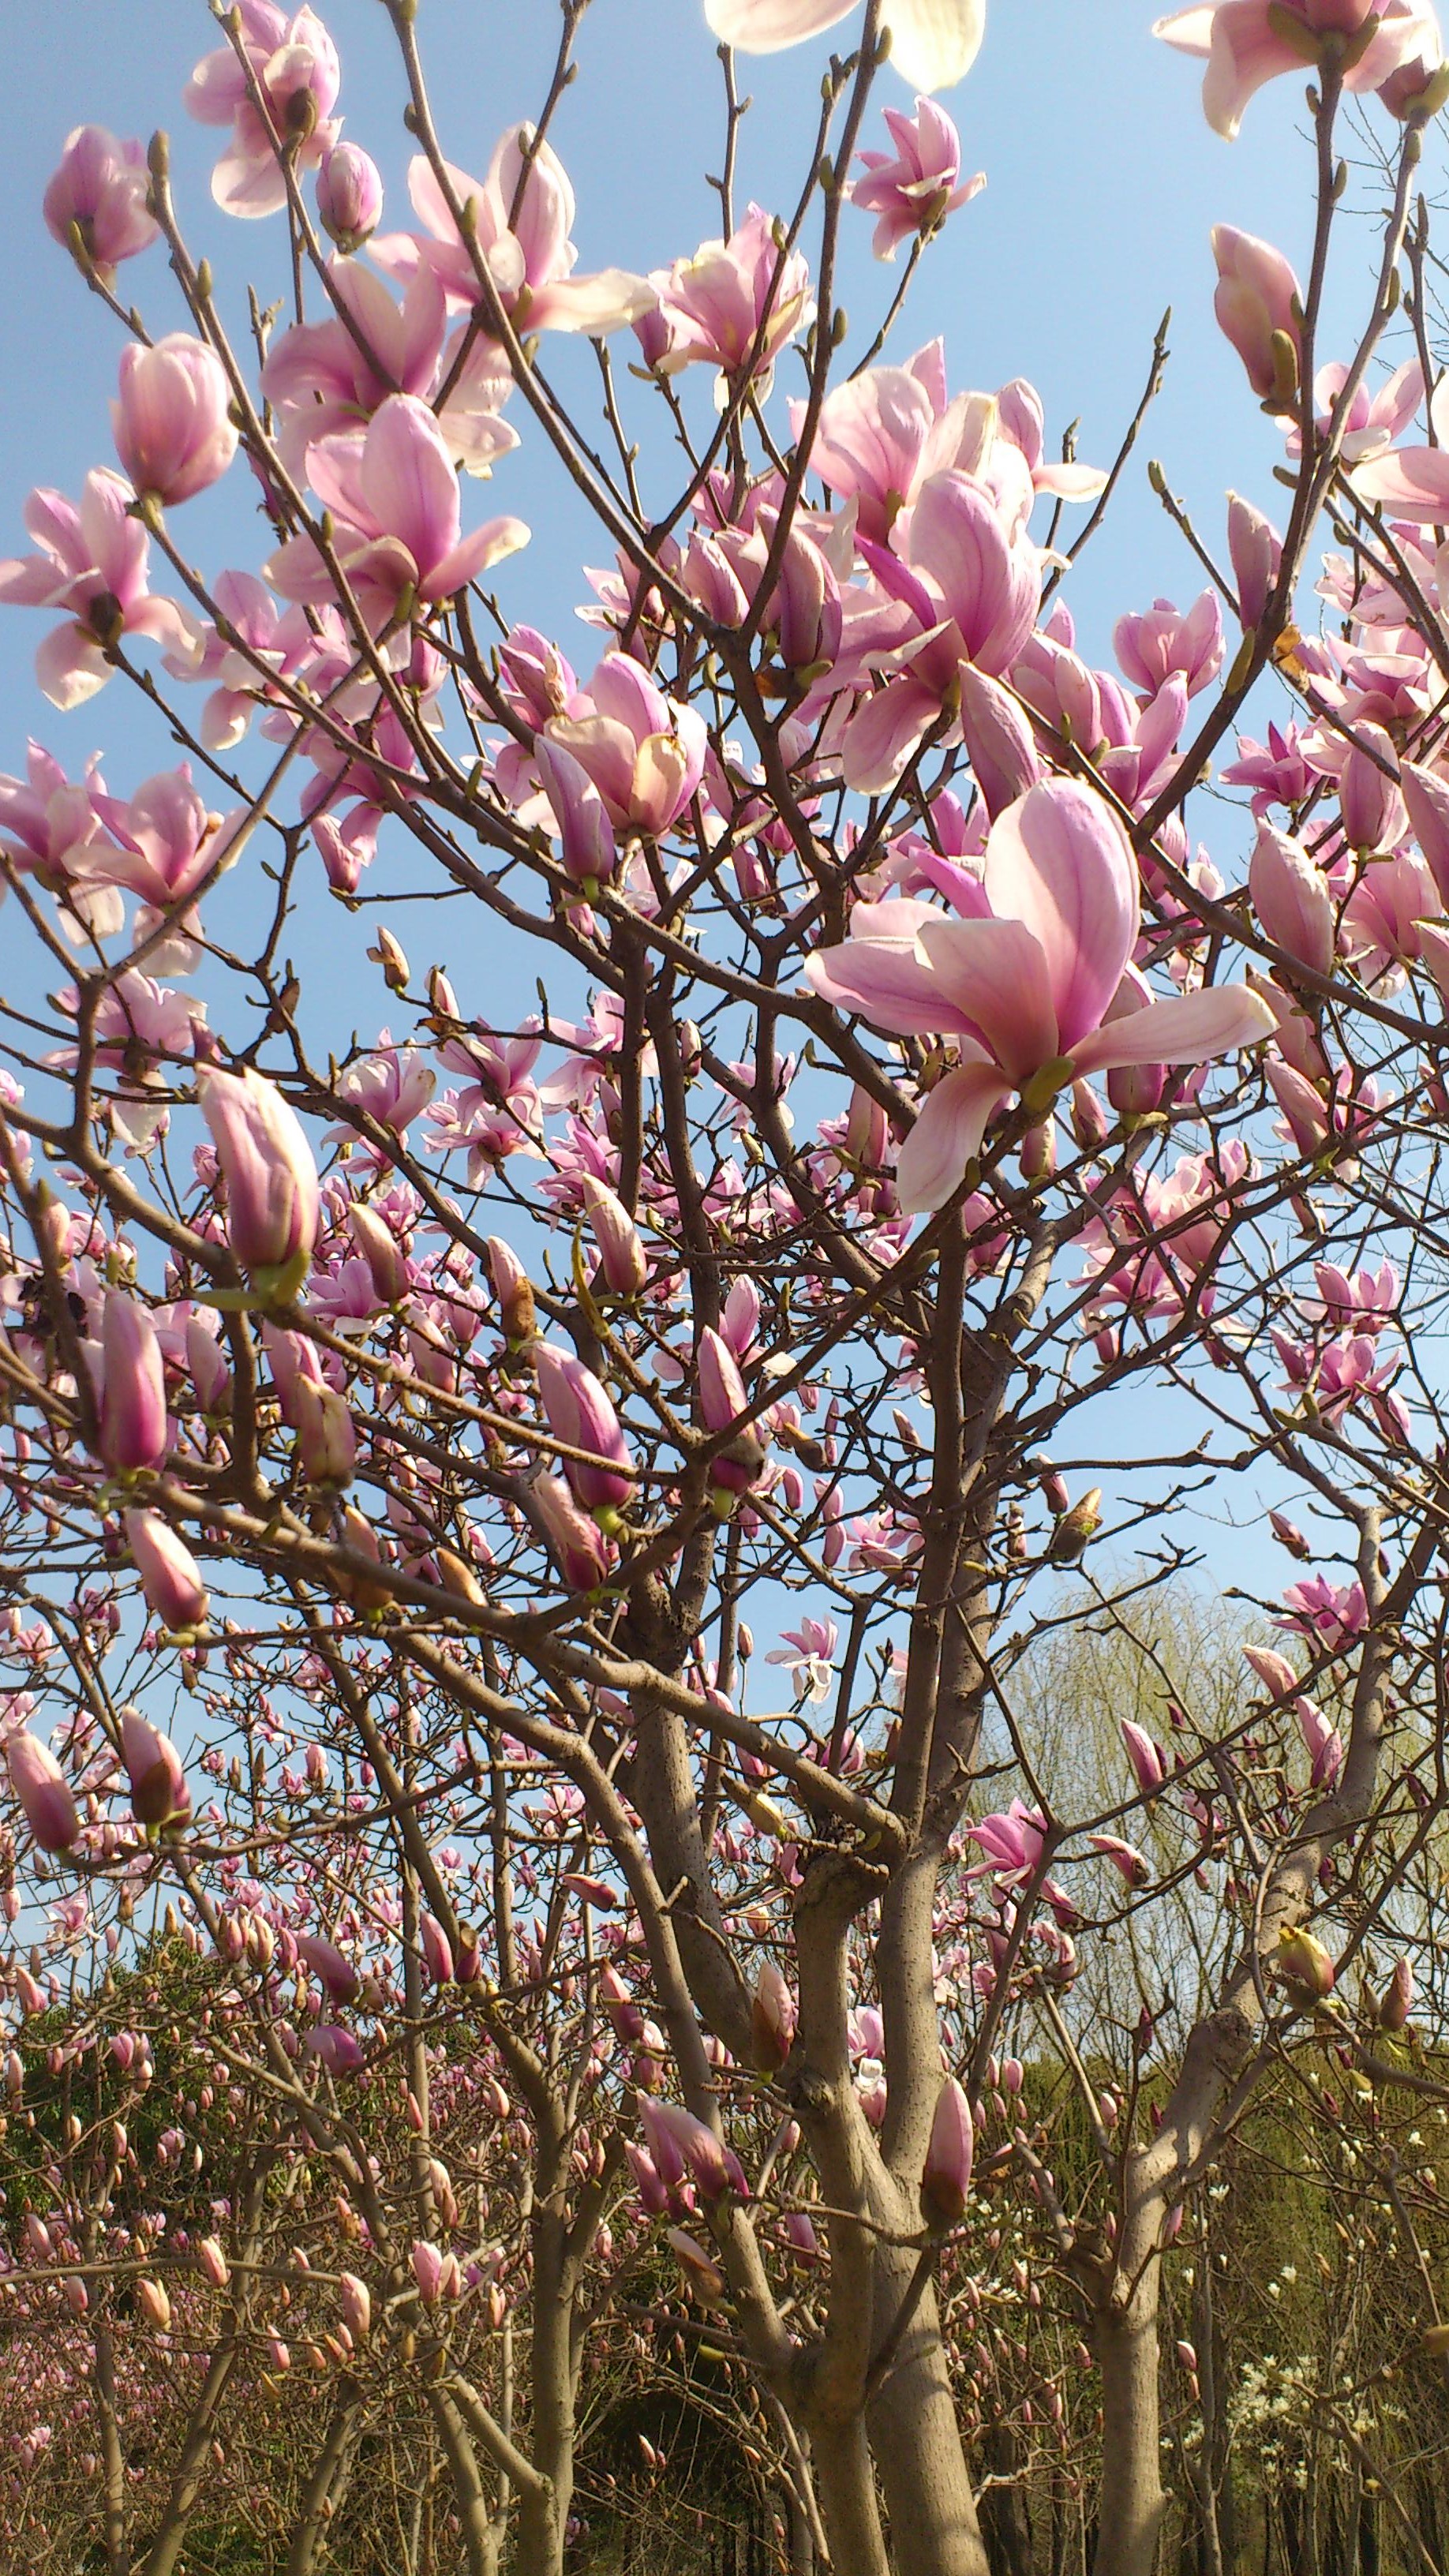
1091, 2263, 1167, 2576
286, 2385, 361, 2576
978, 2425, 1034, 2576
809, 2417, 892, 2576
865, 2260, 991, 2576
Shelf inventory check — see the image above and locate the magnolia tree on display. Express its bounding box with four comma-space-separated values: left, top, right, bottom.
3, 0, 1449, 2570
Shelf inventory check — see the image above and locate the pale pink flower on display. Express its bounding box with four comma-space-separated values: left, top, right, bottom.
185, 2, 342, 219
1212, 226, 1302, 399
1155, 1, 1440, 142
705, 0, 987, 92
265, 393, 529, 629
848, 96, 984, 260
260, 260, 517, 480
43, 125, 159, 280
0, 470, 203, 710
111, 335, 238, 507
646, 206, 814, 393
316, 142, 383, 254
766, 1616, 840, 1703
6, 1731, 80, 1854
807, 780, 1275, 1211
542, 654, 707, 840
372, 126, 653, 337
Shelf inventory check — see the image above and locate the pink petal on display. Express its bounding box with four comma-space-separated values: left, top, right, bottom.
897, 1061, 1009, 1214
807, 912, 987, 1039
34, 623, 109, 710
841, 672, 944, 794
1069, 983, 1277, 1080
916, 913, 1058, 1081
1202, 5, 1306, 141
983, 781, 1136, 1052
1350, 444, 1449, 520
704, 0, 857, 49
526, 271, 657, 334
360, 395, 460, 578
425, 515, 530, 599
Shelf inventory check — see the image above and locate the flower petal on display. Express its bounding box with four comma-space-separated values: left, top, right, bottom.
897, 1061, 1009, 1213
983, 780, 1136, 1052
916, 913, 1058, 1082
1069, 983, 1276, 1080
704, 0, 858, 50
886, 0, 987, 91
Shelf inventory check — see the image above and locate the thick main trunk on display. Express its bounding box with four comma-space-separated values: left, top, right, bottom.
867, 2256, 991, 2576
1091, 2263, 1167, 2576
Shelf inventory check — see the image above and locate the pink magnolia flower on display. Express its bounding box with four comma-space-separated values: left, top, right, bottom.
751, 1963, 797, 2069
294, 1932, 360, 2002
705, 0, 987, 92
1114, 592, 1224, 701
1227, 492, 1283, 630
541, 654, 707, 841
0, 470, 203, 710
836, 470, 1043, 792
807, 779, 1275, 1212
646, 206, 814, 391
798, 345, 987, 545
308, 2024, 365, 2076
534, 1343, 635, 1518
994, 379, 1109, 504
260, 260, 517, 480
1121, 1719, 1167, 1796
531, 1470, 615, 1592
1155, 1, 1440, 142
185, 2, 342, 219
1089, 1833, 1151, 1889
1294, 1695, 1343, 1788
199, 1065, 320, 1287
97, 1291, 168, 1476
1212, 227, 1302, 400
43, 125, 159, 281
6, 1730, 80, 1854
921, 2076, 974, 2225
266, 393, 529, 629
372, 126, 654, 338
86, 767, 244, 925
1275, 1571, 1368, 1653
1249, 824, 1335, 976
112, 336, 238, 507
316, 142, 383, 253
1285, 355, 1424, 463
125, 1509, 209, 1633
0, 742, 116, 894
765, 1616, 840, 1703
848, 96, 984, 260
1350, 373, 1449, 516
121, 1709, 190, 1829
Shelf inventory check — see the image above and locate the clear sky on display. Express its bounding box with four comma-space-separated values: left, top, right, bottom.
0, 0, 1410, 1604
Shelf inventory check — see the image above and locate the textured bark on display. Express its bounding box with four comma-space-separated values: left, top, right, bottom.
867, 2255, 991, 2576
1091, 2260, 1167, 2576
286, 2385, 361, 2576
809, 2417, 892, 2576
137, 2340, 239, 2576
92, 2320, 131, 2576
978, 2425, 1034, 2576
426, 2387, 502, 2576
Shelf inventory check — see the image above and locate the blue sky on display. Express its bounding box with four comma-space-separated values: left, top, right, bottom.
0, 0, 1410, 1604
